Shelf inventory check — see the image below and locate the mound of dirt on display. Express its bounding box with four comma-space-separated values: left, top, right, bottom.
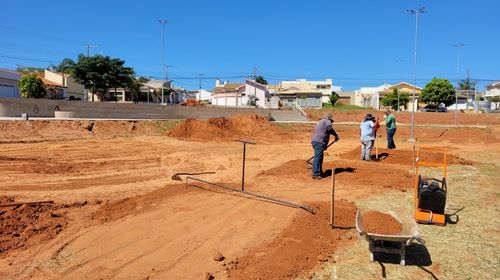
258, 159, 413, 191
361, 211, 402, 235
227, 200, 357, 279
92, 184, 190, 223
339, 147, 474, 166
180, 99, 204, 107
167, 114, 284, 141
0, 201, 66, 256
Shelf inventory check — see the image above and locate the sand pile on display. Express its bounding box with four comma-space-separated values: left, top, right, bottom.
362, 211, 402, 235
167, 114, 283, 141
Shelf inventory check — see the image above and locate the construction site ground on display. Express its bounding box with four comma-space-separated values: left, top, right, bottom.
0, 111, 498, 279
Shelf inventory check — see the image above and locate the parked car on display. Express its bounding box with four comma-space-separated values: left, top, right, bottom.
421, 104, 447, 112
64, 96, 81, 101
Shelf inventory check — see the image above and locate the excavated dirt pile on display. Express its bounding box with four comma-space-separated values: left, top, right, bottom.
339, 147, 474, 166
180, 99, 205, 106
227, 200, 357, 279
361, 211, 402, 235
167, 114, 284, 141
0, 198, 68, 256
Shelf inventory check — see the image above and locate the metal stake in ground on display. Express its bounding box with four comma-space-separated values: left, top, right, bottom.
331, 168, 335, 228
235, 140, 256, 191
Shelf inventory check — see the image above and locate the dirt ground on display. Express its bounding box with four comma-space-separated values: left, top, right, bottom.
0, 113, 498, 279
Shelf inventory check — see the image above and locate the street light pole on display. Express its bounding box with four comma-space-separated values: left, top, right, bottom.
407, 7, 426, 141
84, 44, 99, 102
452, 43, 465, 73
198, 74, 203, 100
158, 19, 168, 105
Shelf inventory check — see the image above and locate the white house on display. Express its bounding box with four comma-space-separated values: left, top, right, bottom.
282, 79, 333, 103
274, 80, 323, 109
0, 69, 21, 98
485, 81, 500, 110
354, 82, 422, 111
186, 89, 212, 102
244, 79, 269, 108
212, 80, 246, 107
44, 70, 84, 99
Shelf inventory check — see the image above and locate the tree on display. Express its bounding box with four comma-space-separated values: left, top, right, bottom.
128, 76, 150, 102
19, 74, 47, 98
16, 67, 44, 75
458, 78, 476, 90
71, 55, 135, 101
255, 75, 268, 85
381, 89, 410, 110
247, 95, 259, 106
420, 78, 456, 106
54, 58, 76, 76
329, 92, 339, 106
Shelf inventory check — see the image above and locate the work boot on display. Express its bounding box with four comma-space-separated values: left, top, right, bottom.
312, 174, 322, 180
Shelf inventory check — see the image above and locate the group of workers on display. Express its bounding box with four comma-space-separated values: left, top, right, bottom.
310, 110, 397, 179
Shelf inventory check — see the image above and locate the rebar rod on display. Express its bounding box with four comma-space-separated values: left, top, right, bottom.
186, 176, 314, 213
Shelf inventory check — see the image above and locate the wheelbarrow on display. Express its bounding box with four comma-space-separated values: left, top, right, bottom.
355, 209, 424, 266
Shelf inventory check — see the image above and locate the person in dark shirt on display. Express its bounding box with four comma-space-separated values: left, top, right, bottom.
311, 113, 339, 179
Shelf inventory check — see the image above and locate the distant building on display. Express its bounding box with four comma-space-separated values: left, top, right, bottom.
43, 70, 84, 100
274, 80, 323, 109
185, 89, 212, 102
212, 80, 246, 106
244, 79, 270, 108
354, 82, 422, 111
0, 69, 21, 98
485, 81, 500, 110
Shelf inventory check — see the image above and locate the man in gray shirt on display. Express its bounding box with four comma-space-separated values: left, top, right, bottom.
311, 113, 339, 179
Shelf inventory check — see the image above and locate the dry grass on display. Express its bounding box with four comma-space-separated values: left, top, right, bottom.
304, 153, 499, 280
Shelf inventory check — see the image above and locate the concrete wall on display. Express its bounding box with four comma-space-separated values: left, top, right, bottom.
0, 97, 307, 121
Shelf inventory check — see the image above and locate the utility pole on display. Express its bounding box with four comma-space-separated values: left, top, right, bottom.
84, 44, 99, 102
452, 43, 465, 73
158, 19, 168, 105
198, 74, 203, 100
407, 6, 426, 141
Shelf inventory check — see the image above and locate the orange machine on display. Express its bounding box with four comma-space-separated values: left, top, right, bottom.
414, 147, 448, 226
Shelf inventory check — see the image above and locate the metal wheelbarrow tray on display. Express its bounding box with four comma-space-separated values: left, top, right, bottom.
355, 209, 424, 266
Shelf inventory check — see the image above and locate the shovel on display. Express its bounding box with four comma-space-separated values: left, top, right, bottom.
306, 139, 337, 169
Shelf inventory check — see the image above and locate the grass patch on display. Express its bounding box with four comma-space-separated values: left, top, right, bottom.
307, 161, 499, 279
150, 120, 182, 134
322, 103, 367, 110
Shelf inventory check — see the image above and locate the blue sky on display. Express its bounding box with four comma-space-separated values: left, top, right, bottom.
0, 0, 498, 91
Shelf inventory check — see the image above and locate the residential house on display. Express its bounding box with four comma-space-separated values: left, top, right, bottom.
244, 79, 270, 108
336, 91, 355, 105
185, 89, 212, 102
212, 80, 246, 107
378, 82, 422, 111
44, 70, 84, 100
274, 80, 323, 109
309, 79, 333, 103
485, 81, 500, 110
354, 82, 422, 111
0, 69, 21, 98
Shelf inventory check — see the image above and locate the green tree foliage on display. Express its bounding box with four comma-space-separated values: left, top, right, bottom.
458, 78, 476, 90
255, 75, 268, 85
71, 55, 135, 101
420, 78, 456, 106
54, 58, 76, 75
129, 76, 150, 101
329, 92, 339, 106
381, 89, 410, 110
19, 74, 47, 98
16, 67, 44, 74
247, 95, 259, 106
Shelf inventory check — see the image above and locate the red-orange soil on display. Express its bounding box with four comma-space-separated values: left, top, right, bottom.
227, 200, 357, 279
167, 113, 288, 142
362, 211, 403, 235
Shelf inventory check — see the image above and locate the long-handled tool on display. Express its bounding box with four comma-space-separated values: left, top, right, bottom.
306, 139, 337, 169
171, 171, 216, 181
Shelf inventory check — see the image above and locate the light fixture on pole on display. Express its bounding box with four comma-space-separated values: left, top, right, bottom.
158, 19, 168, 105
84, 44, 99, 102
452, 43, 465, 73
407, 6, 426, 141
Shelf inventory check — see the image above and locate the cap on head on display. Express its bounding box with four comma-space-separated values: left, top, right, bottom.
325, 113, 333, 120
364, 113, 375, 121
